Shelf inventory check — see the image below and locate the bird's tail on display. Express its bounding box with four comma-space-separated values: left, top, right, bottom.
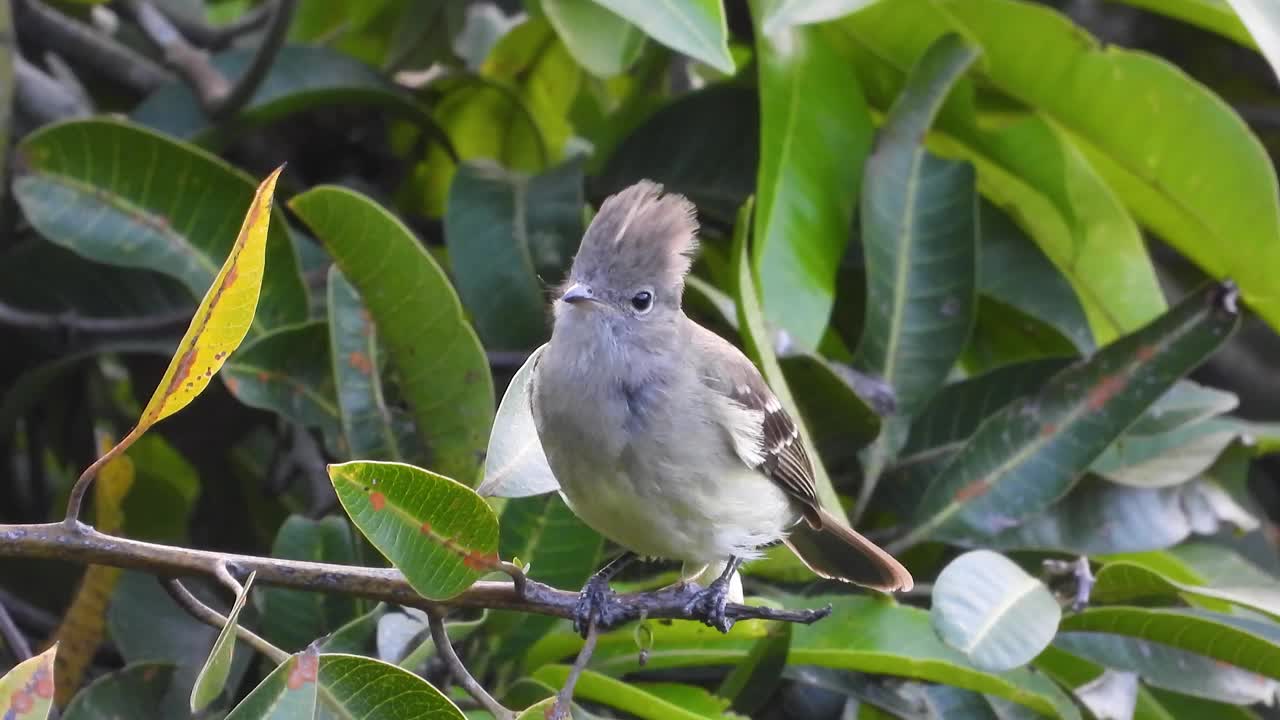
783, 508, 914, 592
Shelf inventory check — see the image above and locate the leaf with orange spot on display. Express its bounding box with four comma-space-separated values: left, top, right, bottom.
328, 461, 499, 600
0, 645, 57, 720
901, 281, 1240, 548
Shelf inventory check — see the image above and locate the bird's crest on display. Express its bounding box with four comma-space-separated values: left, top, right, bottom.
569, 181, 700, 292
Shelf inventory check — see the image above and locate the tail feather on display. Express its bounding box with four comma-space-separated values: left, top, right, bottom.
783, 508, 913, 592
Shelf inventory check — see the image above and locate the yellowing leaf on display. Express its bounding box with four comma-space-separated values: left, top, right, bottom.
0, 646, 57, 720
139, 166, 284, 428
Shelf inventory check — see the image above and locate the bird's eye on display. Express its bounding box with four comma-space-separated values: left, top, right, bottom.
631, 290, 654, 313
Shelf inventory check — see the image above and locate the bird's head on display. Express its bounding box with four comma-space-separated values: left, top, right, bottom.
553, 180, 699, 332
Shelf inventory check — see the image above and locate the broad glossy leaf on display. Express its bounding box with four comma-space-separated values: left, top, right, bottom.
1105, 0, 1253, 47
854, 34, 979, 414
417, 18, 582, 215
224, 648, 318, 719
597, 84, 758, 225
14, 120, 304, 332
444, 159, 582, 350
842, 0, 1280, 333
963, 297, 1079, 373
592, 0, 733, 73
542, 0, 646, 76
1072, 670, 1139, 720
635, 683, 746, 719
1054, 631, 1276, 705
516, 698, 558, 719
732, 199, 842, 513
1035, 646, 1177, 720
327, 268, 421, 463
533, 667, 707, 719
1227, 0, 1280, 82
227, 651, 466, 719
1175, 542, 1280, 591
132, 46, 446, 148
259, 516, 358, 652
718, 624, 791, 715
223, 321, 341, 438
1148, 689, 1263, 719
978, 202, 1093, 352
1091, 418, 1241, 488
62, 662, 174, 720
1126, 379, 1239, 436
0, 646, 56, 720
476, 344, 558, 498
329, 461, 500, 600
906, 281, 1239, 546
987, 475, 1250, 555
931, 551, 1061, 672
526, 616, 774, 675
292, 186, 494, 484
190, 572, 256, 712
751, 3, 873, 350
758, 0, 881, 33
1093, 554, 1280, 620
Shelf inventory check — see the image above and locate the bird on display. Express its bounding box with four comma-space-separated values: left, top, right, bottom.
530, 180, 913, 634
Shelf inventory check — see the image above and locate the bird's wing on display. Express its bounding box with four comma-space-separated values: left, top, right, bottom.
693, 325, 822, 524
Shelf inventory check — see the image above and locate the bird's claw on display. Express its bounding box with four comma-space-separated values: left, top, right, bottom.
573, 573, 622, 636
682, 577, 734, 633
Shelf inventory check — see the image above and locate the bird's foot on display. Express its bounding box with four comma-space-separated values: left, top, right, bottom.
573, 573, 623, 636
682, 576, 735, 633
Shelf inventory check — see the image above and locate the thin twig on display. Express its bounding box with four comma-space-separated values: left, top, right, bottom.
0, 601, 33, 662
162, 579, 288, 664
148, 2, 272, 50
212, 0, 296, 120
0, 299, 194, 334
14, 0, 173, 94
122, 0, 230, 112
14, 55, 92, 124
427, 611, 515, 720
215, 562, 244, 596
0, 589, 58, 634
550, 620, 599, 720
0, 522, 835, 630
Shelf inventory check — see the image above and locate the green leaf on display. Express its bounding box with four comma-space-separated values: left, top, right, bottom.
533, 666, 714, 720
1228, 0, 1280, 81
931, 550, 1061, 672
1054, 631, 1277, 705
526, 616, 774, 675
13, 119, 306, 333
476, 344, 560, 498
227, 651, 467, 719
790, 597, 1080, 719
292, 186, 494, 484
327, 267, 421, 463
853, 33, 980, 414
750, 3, 873, 349
1091, 418, 1242, 488
731, 198, 842, 515
329, 460, 500, 600
718, 623, 791, 715
224, 648, 318, 719
542, 0, 647, 76
259, 515, 358, 652
1094, 551, 1280, 620
131, 46, 447, 149
1148, 688, 1263, 719
417, 17, 582, 215
758, 0, 881, 34
977, 201, 1093, 352
0, 646, 56, 720
987, 475, 1246, 555
1127, 379, 1239, 436
62, 662, 175, 720
444, 158, 583, 350
844, 0, 1280, 333
191, 572, 256, 712
223, 321, 341, 437
591, 0, 733, 73
516, 698, 559, 719
904, 281, 1240, 546
1103, 0, 1254, 48
1035, 646, 1175, 720
597, 84, 759, 225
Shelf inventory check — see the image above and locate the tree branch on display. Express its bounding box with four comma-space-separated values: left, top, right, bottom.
211, 0, 296, 120
14, 0, 173, 94
14, 55, 92, 124
0, 600, 33, 662
121, 0, 231, 112
0, 299, 194, 334
162, 578, 288, 664
550, 620, 598, 720
427, 611, 514, 720
0, 522, 834, 630
143, 2, 272, 50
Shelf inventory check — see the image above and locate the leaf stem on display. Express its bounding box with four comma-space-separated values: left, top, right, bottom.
550, 619, 599, 720
427, 611, 515, 720
0, 600, 32, 662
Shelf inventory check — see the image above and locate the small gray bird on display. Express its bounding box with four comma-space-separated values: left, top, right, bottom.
532, 181, 913, 633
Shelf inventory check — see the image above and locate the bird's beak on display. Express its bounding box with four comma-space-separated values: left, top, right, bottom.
560, 282, 596, 305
